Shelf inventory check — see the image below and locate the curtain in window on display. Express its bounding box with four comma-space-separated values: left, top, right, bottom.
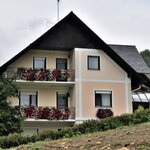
34, 57, 46, 69
101, 94, 111, 106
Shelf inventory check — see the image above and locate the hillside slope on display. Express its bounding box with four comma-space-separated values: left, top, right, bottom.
15, 123, 150, 150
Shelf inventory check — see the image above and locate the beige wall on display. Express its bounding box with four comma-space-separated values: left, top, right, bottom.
82, 82, 126, 117
75, 48, 126, 81
7, 48, 132, 121
74, 48, 132, 120
9, 50, 71, 69
9, 85, 74, 108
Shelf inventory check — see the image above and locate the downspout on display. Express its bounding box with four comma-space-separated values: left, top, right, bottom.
132, 85, 141, 92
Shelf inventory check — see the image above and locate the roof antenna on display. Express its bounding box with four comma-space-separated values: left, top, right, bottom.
57, 0, 60, 22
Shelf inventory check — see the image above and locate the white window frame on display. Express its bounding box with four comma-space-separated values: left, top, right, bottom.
94, 90, 113, 108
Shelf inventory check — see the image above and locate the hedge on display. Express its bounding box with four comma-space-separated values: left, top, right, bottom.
0, 109, 150, 149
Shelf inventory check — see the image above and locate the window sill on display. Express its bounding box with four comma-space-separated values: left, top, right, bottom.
95, 106, 112, 109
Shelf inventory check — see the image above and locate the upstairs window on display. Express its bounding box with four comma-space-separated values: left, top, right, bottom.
33, 57, 46, 69
88, 56, 100, 70
56, 58, 67, 70
95, 91, 112, 108
19, 91, 37, 107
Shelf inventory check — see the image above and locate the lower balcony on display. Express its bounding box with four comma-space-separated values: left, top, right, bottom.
16, 106, 75, 121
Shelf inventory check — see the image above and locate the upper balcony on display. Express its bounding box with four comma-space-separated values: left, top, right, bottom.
3, 67, 75, 86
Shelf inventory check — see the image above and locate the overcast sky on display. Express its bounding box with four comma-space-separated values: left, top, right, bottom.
0, 0, 150, 66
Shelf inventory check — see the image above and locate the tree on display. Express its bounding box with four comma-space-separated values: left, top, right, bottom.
140, 49, 150, 67
0, 77, 23, 136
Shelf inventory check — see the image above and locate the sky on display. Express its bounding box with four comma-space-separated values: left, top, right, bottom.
0, 0, 150, 66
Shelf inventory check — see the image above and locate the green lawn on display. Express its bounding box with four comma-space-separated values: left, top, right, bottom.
13, 122, 150, 150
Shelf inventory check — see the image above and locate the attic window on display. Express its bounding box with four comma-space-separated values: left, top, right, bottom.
88, 56, 100, 70
33, 57, 46, 69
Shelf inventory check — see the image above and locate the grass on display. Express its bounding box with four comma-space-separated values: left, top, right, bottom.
12, 122, 150, 150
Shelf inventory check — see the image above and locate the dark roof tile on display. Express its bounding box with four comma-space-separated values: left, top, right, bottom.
109, 44, 150, 73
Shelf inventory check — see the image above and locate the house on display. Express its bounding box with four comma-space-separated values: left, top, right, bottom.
0, 12, 150, 131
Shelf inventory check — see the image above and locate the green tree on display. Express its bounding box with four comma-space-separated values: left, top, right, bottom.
0, 77, 23, 136
140, 49, 150, 67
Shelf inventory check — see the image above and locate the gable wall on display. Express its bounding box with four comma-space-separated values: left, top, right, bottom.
8, 50, 71, 69
74, 48, 132, 120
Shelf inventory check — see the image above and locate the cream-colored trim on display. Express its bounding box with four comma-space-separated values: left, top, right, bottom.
79, 50, 82, 118
76, 79, 129, 83
125, 74, 129, 113
75, 117, 97, 121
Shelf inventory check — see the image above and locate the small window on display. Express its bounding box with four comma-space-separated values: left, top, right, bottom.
88, 56, 100, 70
19, 91, 37, 107
95, 91, 112, 108
56, 58, 67, 70
33, 57, 46, 69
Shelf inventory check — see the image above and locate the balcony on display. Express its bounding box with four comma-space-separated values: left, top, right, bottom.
4, 67, 75, 82
16, 106, 75, 120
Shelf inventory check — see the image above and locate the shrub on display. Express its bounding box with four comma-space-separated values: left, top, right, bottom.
1, 109, 150, 149
0, 77, 23, 136
96, 109, 113, 119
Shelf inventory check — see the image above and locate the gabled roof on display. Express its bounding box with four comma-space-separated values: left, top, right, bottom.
109, 44, 150, 73
0, 11, 149, 87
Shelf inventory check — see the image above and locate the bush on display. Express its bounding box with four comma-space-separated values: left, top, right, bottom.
96, 109, 113, 119
1, 109, 150, 149
0, 77, 23, 136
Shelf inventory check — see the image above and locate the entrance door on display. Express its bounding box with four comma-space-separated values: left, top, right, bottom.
56, 58, 67, 81
57, 93, 68, 109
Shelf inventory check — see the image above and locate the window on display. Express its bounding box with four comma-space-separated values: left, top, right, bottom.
88, 56, 100, 70
57, 92, 68, 109
19, 91, 37, 107
33, 57, 46, 69
95, 91, 112, 107
56, 58, 67, 70
56, 58, 67, 81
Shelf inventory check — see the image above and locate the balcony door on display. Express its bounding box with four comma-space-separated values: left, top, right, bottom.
57, 93, 68, 109
56, 58, 67, 81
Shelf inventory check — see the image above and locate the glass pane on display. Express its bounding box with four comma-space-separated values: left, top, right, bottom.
34, 57, 45, 69
20, 94, 29, 106
138, 93, 148, 102
56, 58, 67, 70
132, 93, 141, 102
31, 95, 37, 106
88, 57, 99, 69
20, 92, 37, 107
57, 93, 68, 108
145, 93, 150, 101
95, 93, 101, 107
101, 94, 111, 107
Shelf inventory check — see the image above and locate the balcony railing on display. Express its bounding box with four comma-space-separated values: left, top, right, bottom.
15, 106, 75, 120
4, 67, 75, 82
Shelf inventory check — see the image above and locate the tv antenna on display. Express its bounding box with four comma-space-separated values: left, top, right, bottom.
57, 0, 60, 22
